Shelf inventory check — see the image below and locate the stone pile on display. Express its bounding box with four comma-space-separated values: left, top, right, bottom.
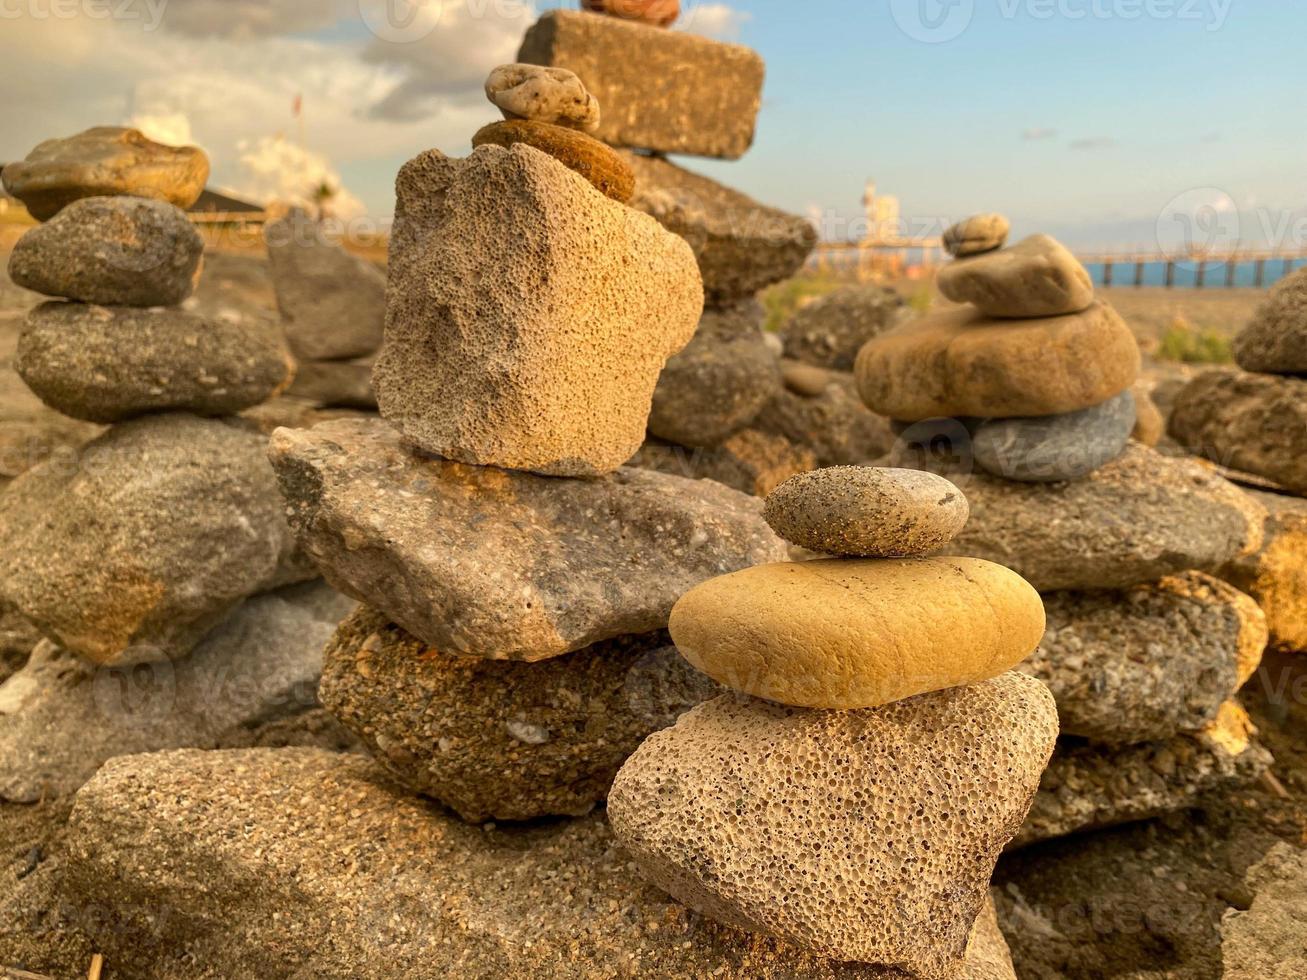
609, 465, 1055, 974
856, 215, 1272, 841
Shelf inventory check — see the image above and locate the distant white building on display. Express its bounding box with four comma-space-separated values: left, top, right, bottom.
862, 180, 901, 245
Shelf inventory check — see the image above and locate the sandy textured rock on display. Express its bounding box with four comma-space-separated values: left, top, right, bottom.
1, 126, 209, 221
620, 151, 817, 308
1024, 573, 1266, 745
265, 208, 386, 361
631, 429, 817, 497
582, 0, 680, 26
375, 144, 701, 476
937, 234, 1094, 317
485, 63, 600, 131
320, 606, 719, 823
1233, 267, 1307, 375
0, 411, 100, 480
779, 284, 907, 370
7, 196, 203, 306
670, 557, 1045, 708
0, 414, 312, 666
649, 306, 780, 447
609, 673, 1058, 972
939, 443, 1265, 591
270, 418, 784, 662
63, 747, 1015, 979
0, 582, 353, 802
971, 389, 1136, 483
1221, 844, 1307, 979
472, 119, 634, 202
943, 213, 1010, 258
519, 10, 763, 158
1221, 490, 1307, 653
285, 357, 375, 409
754, 371, 896, 467
16, 301, 293, 422
856, 303, 1140, 421
0, 603, 39, 684
763, 466, 969, 558
1132, 383, 1165, 446
1169, 369, 1307, 494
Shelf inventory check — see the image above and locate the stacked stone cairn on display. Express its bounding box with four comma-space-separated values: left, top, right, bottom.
609, 465, 1057, 975
0, 127, 353, 802
516, 1, 891, 497
1170, 268, 1307, 655
856, 215, 1273, 843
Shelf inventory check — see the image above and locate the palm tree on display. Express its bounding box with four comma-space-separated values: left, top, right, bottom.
310, 180, 337, 221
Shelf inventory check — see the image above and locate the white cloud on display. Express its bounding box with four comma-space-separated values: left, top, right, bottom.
157, 0, 340, 39
1022, 127, 1058, 141
227, 134, 366, 218
129, 110, 195, 148
679, 2, 751, 41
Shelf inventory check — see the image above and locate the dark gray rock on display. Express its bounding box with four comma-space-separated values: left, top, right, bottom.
285, 356, 376, 409
779, 284, 906, 370
972, 390, 1136, 483
754, 371, 895, 467
1233, 267, 1307, 375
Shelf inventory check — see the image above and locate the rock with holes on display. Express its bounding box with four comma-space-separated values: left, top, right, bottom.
1233, 267, 1307, 375
937, 234, 1094, 318
375, 144, 701, 476
779, 284, 907, 371
319, 606, 719, 822
484, 63, 600, 131
1220, 489, 1307, 653
608, 672, 1058, 972
670, 557, 1045, 708
971, 389, 1137, 483
943, 213, 1010, 258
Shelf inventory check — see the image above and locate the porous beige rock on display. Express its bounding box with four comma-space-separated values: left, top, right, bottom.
855, 303, 1140, 421
519, 10, 763, 159
1, 127, 209, 221
762, 466, 969, 557
669, 557, 1045, 708
1220, 489, 1307, 653
608, 673, 1058, 972
937, 234, 1094, 317
1221, 844, 1307, 979
471, 119, 635, 203
485, 63, 600, 131
375, 144, 701, 476
269, 419, 785, 662
943, 213, 1010, 258
1233, 267, 1307, 375
320, 606, 719, 823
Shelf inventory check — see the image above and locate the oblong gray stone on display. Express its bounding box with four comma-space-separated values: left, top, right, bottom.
972, 389, 1136, 483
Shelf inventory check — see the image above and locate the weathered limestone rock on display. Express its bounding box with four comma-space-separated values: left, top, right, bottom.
937, 234, 1094, 318
7, 196, 204, 306
620, 151, 817, 308
472, 119, 635, 202
943, 213, 1010, 258
1024, 573, 1266, 745
64, 747, 1016, 978
269, 418, 785, 662
485, 63, 600, 131
0, 582, 354, 802
0, 414, 312, 666
754, 370, 896, 467
971, 390, 1137, 483
265, 208, 386, 361
1221, 489, 1307, 653
1221, 844, 1307, 979
1233, 267, 1307, 375
16, 301, 294, 422
375, 144, 701, 476
1, 126, 209, 221
779, 284, 907, 370
519, 10, 764, 159
320, 606, 719, 823
630, 429, 817, 497
609, 674, 1057, 971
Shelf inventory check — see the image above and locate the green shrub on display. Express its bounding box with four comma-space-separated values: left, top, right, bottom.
1156, 316, 1233, 365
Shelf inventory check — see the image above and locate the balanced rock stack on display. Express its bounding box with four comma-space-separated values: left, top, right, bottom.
0, 128, 352, 802
517, 3, 840, 496
857, 215, 1272, 842
610, 465, 1057, 975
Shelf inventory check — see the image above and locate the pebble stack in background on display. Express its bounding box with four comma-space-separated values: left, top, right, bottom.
610, 466, 1055, 975
857, 214, 1274, 842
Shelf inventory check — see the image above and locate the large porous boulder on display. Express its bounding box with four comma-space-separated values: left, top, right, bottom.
1221, 489, 1307, 653
630, 428, 817, 497
1, 126, 209, 221
269, 418, 785, 662
609, 673, 1057, 972
1169, 369, 1307, 494
320, 606, 719, 823
7, 196, 204, 306
939, 444, 1265, 591
619, 151, 817, 308
63, 747, 1016, 979
0, 582, 354, 802
375, 144, 702, 476
0, 414, 313, 666
754, 369, 896, 467
1233, 267, 1307, 375
265, 208, 386, 361
518, 10, 764, 159
1025, 573, 1266, 745
780, 284, 907, 370
16, 301, 294, 422
1221, 844, 1307, 979
648, 306, 781, 447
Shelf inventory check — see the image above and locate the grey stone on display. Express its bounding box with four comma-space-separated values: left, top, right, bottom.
518, 10, 763, 159
285, 356, 376, 409
0, 582, 354, 802
1233, 267, 1307, 375
943, 213, 1010, 258
620, 151, 817, 309
971, 389, 1137, 483
265, 208, 386, 361
16, 301, 293, 422
0, 413, 314, 666
779, 284, 907, 370
1221, 844, 1307, 979
320, 606, 720, 822
754, 372, 896, 467
8, 196, 203, 306
269, 418, 786, 662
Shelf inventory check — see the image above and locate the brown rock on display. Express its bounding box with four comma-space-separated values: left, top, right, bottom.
1221, 489, 1307, 653
630, 429, 817, 497
937, 234, 1095, 318
1132, 383, 1165, 446
754, 371, 896, 467
284, 357, 376, 409
1233, 267, 1307, 375
779, 284, 907, 370
472, 119, 634, 203
943, 213, 1010, 258
1221, 844, 1307, 979
375, 144, 701, 476
581, 0, 680, 26
484, 63, 600, 131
